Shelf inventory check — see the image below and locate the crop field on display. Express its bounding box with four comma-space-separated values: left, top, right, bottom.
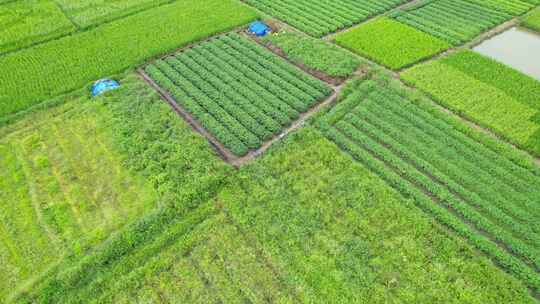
0, 0, 257, 119
2, 0, 540, 302
243, 0, 408, 37
0, 0, 75, 54
15, 125, 538, 303
263, 31, 364, 79
402, 50, 540, 156
390, 0, 536, 45
144, 33, 331, 156
0, 95, 158, 302
54, 0, 171, 28
334, 17, 450, 69
318, 75, 540, 292
524, 7, 540, 31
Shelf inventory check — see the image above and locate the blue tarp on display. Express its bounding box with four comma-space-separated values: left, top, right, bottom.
249, 21, 271, 37
91, 79, 120, 96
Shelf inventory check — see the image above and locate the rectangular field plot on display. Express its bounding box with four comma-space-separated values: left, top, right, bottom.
318, 77, 540, 293
143, 33, 332, 158
402, 50, 540, 157
243, 0, 409, 37
54, 0, 169, 28
0, 0, 75, 54
0, 100, 158, 302
390, 0, 535, 45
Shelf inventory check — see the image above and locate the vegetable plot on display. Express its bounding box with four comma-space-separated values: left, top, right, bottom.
144, 33, 331, 157
243, 0, 408, 37
318, 77, 540, 293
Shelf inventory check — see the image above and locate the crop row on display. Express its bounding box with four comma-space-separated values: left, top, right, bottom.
145, 33, 330, 156
243, 0, 407, 37
318, 79, 540, 292
391, 0, 516, 45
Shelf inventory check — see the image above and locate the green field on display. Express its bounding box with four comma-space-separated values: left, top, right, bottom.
2, 0, 540, 302
0, 0, 75, 54
0, 0, 257, 120
402, 51, 540, 156
145, 33, 331, 156
390, 0, 532, 45
243, 0, 408, 37
54, 0, 171, 28
14, 110, 539, 303
523, 7, 540, 31
334, 17, 450, 69
263, 31, 364, 78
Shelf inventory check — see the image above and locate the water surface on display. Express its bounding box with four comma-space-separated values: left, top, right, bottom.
473, 27, 540, 81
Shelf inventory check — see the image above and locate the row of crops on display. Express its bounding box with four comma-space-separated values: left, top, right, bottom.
390, 0, 538, 45
243, 0, 408, 37
318, 78, 540, 293
144, 33, 331, 157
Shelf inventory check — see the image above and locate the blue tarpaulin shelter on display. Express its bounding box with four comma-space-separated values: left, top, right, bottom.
249, 21, 271, 37
91, 79, 120, 96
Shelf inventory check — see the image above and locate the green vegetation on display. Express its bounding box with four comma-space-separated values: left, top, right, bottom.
0, 90, 158, 303
402, 51, 540, 156
16, 123, 538, 303
243, 0, 408, 37
54, 0, 170, 28
390, 0, 526, 45
318, 74, 540, 293
145, 33, 331, 156
523, 7, 540, 32
0, 0, 257, 119
334, 18, 450, 70
442, 51, 540, 110
0, 0, 75, 54
2, 0, 540, 302
263, 31, 364, 78
0, 73, 231, 302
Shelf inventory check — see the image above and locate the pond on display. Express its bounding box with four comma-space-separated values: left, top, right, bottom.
473, 27, 540, 81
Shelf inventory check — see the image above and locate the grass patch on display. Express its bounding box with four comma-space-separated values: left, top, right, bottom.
402, 53, 540, 157
334, 18, 450, 70
263, 30, 364, 78
0, 0, 76, 54
0, 73, 231, 302
0, 0, 257, 119
523, 7, 540, 32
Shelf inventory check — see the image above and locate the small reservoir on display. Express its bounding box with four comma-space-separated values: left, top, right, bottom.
473, 27, 540, 81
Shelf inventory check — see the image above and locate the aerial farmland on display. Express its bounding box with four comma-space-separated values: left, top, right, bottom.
1, 0, 540, 303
